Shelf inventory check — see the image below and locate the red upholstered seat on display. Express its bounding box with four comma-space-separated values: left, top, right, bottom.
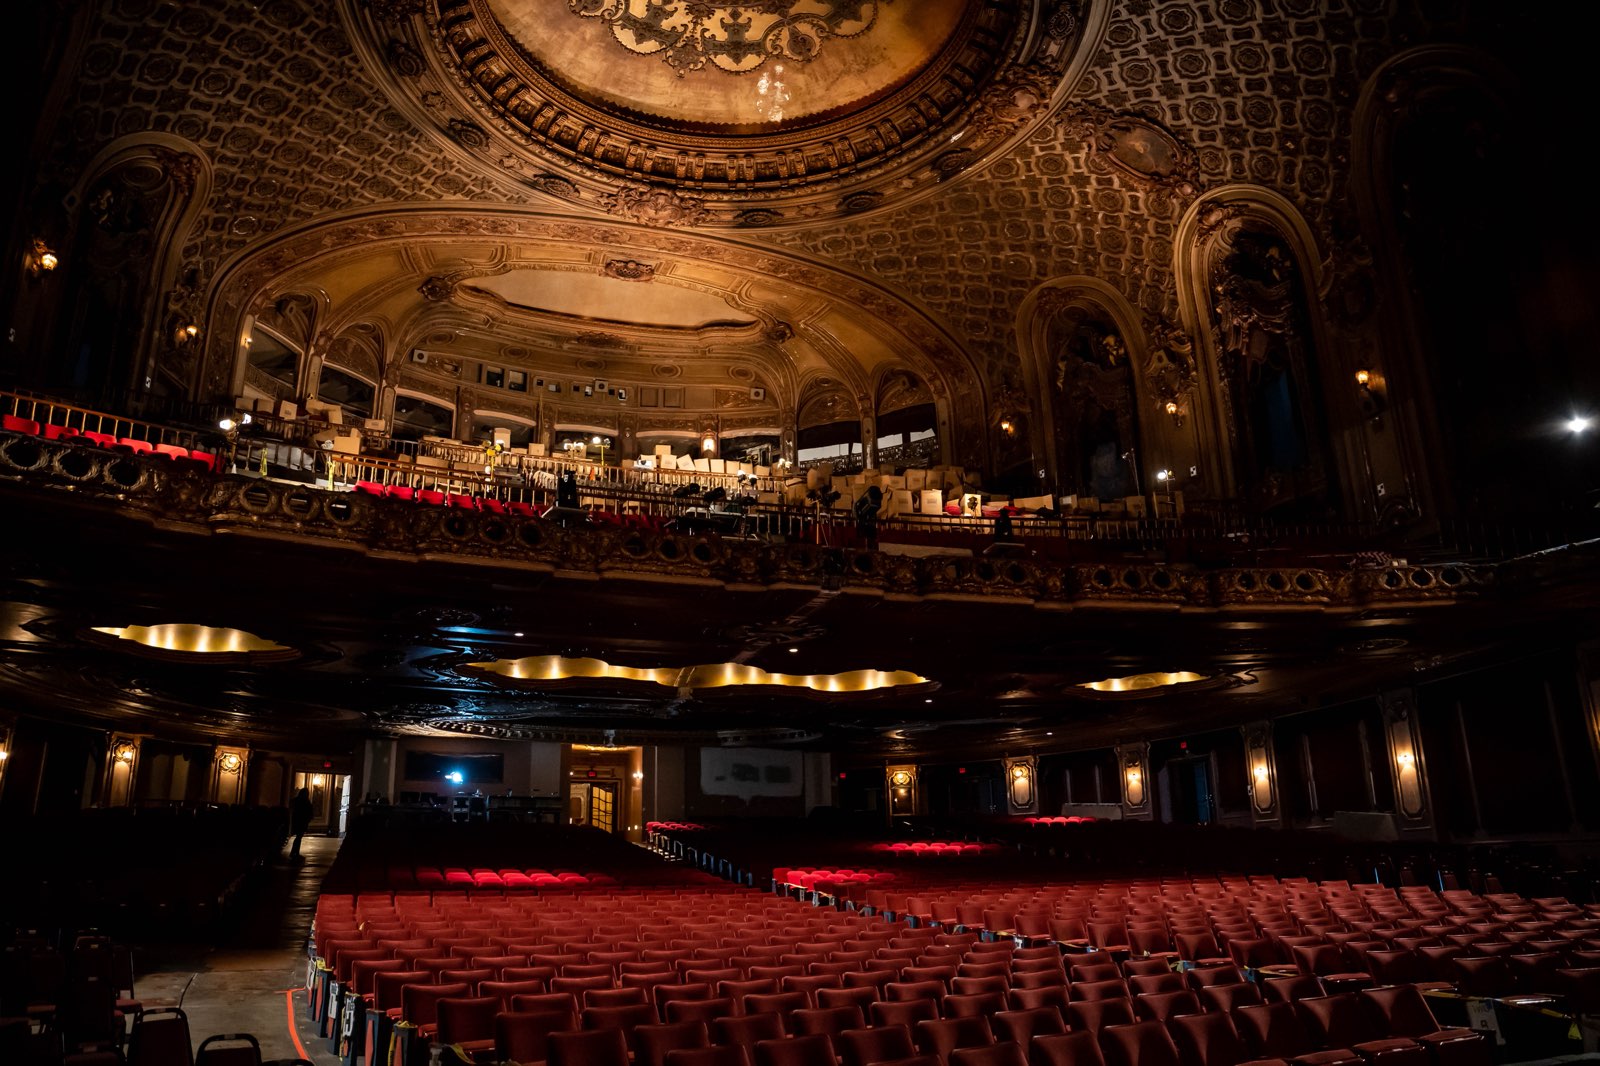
1100, 1021, 1181, 1066
839, 1025, 917, 1066
2, 415, 41, 435
1030, 1032, 1106, 1066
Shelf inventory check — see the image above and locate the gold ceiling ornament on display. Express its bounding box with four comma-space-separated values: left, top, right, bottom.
461, 655, 934, 698
567, 0, 890, 77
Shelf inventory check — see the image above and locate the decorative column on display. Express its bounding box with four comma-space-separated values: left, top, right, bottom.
103, 734, 143, 807
1115, 741, 1152, 821
1003, 755, 1039, 816
884, 764, 919, 823
1240, 721, 1280, 825
1379, 690, 1434, 835
210, 745, 250, 806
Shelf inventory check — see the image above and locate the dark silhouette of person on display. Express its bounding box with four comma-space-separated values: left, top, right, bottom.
854, 485, 883, 550
289, 787, 313, 859
995, 505, 1015, 543
556, 469, 580, 508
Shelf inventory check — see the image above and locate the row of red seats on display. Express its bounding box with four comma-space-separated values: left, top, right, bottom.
348, 481, 677, 533
352, 481, 547, 515
341, 949, 1490, 1066
2, 414, 217, 469
1021, 819, 1098, 827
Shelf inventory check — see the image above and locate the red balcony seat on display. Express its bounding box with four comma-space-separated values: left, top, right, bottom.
446, 493, 479, 509
80, 431, 117, 447
185, 450, 218, 472
153, 443, 189, 460
384, 484, 414, 501
417, 489, 447, 506
353, 480, 386, 497
117, 438, 154, 455
2, 415, 41, 435
42, 423, 78, 441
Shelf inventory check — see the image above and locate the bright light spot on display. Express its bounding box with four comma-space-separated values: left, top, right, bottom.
1567, 415, 1592, 433
514, 632, 524, 638
445, 770, 464, 785
1156, 469, 1171, 482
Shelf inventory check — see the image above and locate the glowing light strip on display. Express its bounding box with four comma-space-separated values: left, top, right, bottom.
1079, 670, 1210, 693
92, 624, 294, 656
466, 655, 930, 695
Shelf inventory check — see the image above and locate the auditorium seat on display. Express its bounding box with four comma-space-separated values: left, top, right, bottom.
1101, 1021, 1181, 1066
1357, 986, 1490, 1066
1030, 1031, 1106, 1066
1293, 996, 1428, 1066
498, 1010, 581, 1065
989, 1008, 1065, 1047
551, 1027, 633, 1066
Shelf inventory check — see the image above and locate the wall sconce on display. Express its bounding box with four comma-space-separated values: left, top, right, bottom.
218, 752, 243, 775
0, 748, 9, 762
632, 770, 644, 781
310, 773, 326, 788
25, 238, 59, 279
1251, 761, 1273, 811
999, 420, 1014, 434
702, 433, 717, 454
1356, 368, 1387, 422
1163, 400, 1184, 428
889, 770, 912, 788
1007, 760, 1035, 809
1123, 764, 1145, 807
112, 741, 136, 764
174, 323, 200, 346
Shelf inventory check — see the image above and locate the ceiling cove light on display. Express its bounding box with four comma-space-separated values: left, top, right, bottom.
88, 624, 300, 664
1078, 671, 1211, 694
461, 655, 934, 699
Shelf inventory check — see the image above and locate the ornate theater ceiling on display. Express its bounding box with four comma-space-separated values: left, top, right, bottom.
38, 0, 1520, 425
10, 0, 1574, 753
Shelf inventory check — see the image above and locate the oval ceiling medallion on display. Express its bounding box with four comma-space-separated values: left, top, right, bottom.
360, 0, 1090, 225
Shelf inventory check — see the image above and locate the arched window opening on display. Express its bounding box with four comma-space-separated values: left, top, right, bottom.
391, 394, 454, 442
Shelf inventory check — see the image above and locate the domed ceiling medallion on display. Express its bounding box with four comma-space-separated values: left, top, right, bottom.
360, 0, 1094, 227
567, 0, 890, 78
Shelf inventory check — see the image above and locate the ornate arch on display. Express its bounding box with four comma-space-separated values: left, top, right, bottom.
1351, 45, 1516, 521
59, 134, 211, 400
1173, 186, 1362, 517
1015, 276, 1154, 500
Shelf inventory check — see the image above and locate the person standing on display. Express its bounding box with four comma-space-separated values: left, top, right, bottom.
289, 787, 313, 859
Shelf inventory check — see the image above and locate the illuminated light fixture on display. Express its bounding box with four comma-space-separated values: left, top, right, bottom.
1155, 469, 1171, 483
1011, 765, 1028, 779
702, 433, 717, 454
1355, 368, 1371, 388
889, 770, 913, 787
1253, 763, 1270, 781
218, 752, 243, 775
1079, 671, 1209, 694
1165, 401, 1179, 415
999, 420, 1014, 433
0, 749, 8, 761
25, 238, 58, 278
1125, 767, 1141, 785
632, 770, 644, 780
218, 418, 237, 433
89, 624, 299, 664
112, 741, 136, 764
311, 774, 326, 787
462, 655, 934, 698
445, 770, 465, 785
1395, 750, 1414, 768
1164, 400, 1183, 427
1567, 415, 1592, 434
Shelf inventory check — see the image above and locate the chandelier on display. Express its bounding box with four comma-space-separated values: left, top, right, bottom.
566, 0, 888, 77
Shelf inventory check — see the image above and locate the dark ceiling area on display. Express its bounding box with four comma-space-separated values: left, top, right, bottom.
4, 484, 1595, 761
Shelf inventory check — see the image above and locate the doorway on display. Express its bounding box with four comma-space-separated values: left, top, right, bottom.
568, 781, 618, 833
1165, 757, 1215, 825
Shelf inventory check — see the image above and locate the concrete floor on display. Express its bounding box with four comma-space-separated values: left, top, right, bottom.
132, 834, 341, 1064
